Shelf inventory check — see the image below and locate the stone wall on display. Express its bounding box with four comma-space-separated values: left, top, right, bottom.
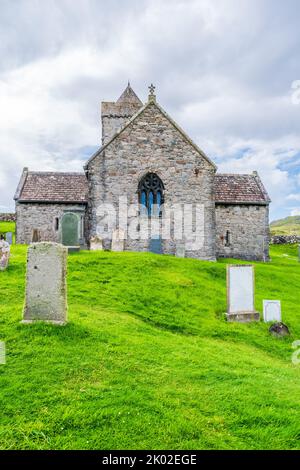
16, 202, 87, 245
88, 101, 217, 260
0, 213, 16, 222
101, 101, 143, 145
215, 204, 270, 261
270, 235, 300, 244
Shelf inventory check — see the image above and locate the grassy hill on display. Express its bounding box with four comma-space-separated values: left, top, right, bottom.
270, 216, 300, 235
0, 245, 299, 450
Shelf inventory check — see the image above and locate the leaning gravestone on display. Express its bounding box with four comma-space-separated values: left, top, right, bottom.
90, 235, 103, 251
22, 242, 67, 324
111, 229, 125, 252
0, 240, 10, 271
5, 232, 13, 245
263, 300, 281, 323
226, 264, 260, 322
175, 242, 185, 258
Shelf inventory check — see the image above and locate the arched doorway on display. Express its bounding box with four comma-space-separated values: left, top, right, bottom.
61, 213, 79, 246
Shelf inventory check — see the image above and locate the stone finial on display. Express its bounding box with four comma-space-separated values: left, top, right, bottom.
148, 83, 156, 102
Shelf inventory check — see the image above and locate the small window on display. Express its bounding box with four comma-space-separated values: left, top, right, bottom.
32, 229, 40, 243
225, 230, 231, 247
55, 217, 59, 231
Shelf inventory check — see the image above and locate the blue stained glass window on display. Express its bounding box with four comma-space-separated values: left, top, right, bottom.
138, 173, 164, 218
156, 191, 161, 216
148, 191, 154, 216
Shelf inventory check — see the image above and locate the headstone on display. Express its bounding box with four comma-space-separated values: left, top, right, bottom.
175, 242, 185, 258
22, 242, 67, 325
5, 232, 13, 245
263, 300, 281, 323
61, 213, 79, 247
269, 322, 290, 337
0, 240, 10, 271
111, 229, 125, 252
226, 264, 260, 322
90, 235, 103, 251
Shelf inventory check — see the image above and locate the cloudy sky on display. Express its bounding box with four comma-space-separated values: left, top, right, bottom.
0, 0, 300, 220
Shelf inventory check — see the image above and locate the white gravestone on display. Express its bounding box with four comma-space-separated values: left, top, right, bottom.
111, 229, 125, 252
0, 240, 10, 271
226, 265, 260, 322
90, 235, 103, 251
22, 242, 68, 324
175, 243, 185, 258
263, 300, 281, 323
6, 232, 13, 245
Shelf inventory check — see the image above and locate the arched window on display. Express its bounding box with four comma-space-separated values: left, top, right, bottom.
138, 173, 164, 217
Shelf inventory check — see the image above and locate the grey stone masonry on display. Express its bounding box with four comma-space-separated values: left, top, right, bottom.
87, 99, 217, 260
215, 204, 270, 261
15, 202, 87, 246
23, 242, 67, 324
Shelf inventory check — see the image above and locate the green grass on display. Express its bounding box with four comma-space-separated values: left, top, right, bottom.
0, 245, 299, 450
0, 221, 15, 233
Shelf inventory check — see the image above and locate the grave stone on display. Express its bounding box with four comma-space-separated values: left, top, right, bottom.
269, 322, 290, 337
90, 235, 103, 251
226, 264, 260, 322
175, 242, 185, 258
263, 300, 281, 323
111, 229, 125, 252
0, 240, 10, 271
22, 242, 67, 324
5, 232, 13, 245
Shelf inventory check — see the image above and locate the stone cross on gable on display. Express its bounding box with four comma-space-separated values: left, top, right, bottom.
148, 83, 156, 102
148, 83, 155, 95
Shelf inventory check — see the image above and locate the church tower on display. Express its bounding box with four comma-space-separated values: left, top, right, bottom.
101, 83, 143, 145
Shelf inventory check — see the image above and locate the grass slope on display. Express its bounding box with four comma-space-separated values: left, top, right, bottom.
270, 216, 300, 235
0, 245, 299, 450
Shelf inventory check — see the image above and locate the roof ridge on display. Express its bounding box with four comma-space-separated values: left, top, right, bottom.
27, 171, 86, 176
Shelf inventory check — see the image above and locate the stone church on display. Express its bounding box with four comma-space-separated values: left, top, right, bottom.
14, 84, 271, 260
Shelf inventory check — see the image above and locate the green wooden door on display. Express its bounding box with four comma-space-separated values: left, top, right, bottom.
62, 213, 79, 246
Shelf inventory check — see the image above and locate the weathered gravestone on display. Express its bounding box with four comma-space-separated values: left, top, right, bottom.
5, 232, 13, 245
22, 242, 67, 324
269, 322, 290, 337
90, 235, 103, 251
111, 229, 125, 252
263, 300, 281, 323
175, 242, 185, 258
0, 240, 10, 271
226, 264, 260, 322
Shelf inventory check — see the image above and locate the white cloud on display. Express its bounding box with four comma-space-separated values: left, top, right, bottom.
291, 208, 300, 216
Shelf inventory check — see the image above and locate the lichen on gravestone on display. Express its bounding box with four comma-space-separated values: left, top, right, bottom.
22, 242, 68, 324
0, 240, 10, 271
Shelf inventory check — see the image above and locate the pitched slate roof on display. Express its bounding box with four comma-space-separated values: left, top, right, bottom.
214, 173, 271, 205
15, 171, 88, 203
116, 83, 143, 106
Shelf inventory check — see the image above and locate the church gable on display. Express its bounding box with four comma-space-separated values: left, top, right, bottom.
87, 93, 216, 172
